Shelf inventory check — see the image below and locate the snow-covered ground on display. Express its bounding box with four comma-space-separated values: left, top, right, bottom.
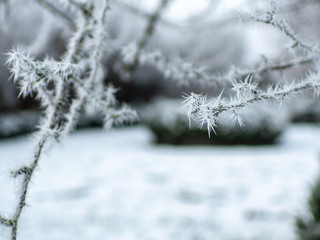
0, 124, 320, 240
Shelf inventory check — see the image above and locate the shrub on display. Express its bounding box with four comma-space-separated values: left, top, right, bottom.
296, 174, 320, 240
140, 99, 288, 145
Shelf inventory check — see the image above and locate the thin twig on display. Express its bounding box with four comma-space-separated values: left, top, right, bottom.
10, 135, 48, 240
126, 46, 315, 86
124, 0, 171, 73
34, 0, 76, 31
231, 56, 315, 80
0, 216, 13, 228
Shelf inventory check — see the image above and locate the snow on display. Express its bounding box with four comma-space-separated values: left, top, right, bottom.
0, 124, 320, 240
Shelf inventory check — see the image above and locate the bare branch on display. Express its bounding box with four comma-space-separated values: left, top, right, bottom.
34, 0, 77, 31
123, 0, 171, 74
0, 216, 13, 228
229, 55, 316, 81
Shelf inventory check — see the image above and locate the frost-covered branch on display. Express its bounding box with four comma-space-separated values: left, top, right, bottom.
0, 1, 137, 239
122, 44, 315, 86
228, 55, 315, 81
242, 1, 320, 55
9, 134, 47, 240
123, 0, 171, 74
7, 49, 79, 101
184, 73, 320, 136
122, 44, 210, 85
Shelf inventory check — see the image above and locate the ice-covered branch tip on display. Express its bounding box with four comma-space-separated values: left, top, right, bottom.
241, 1, 320, 55
184, 73, 320, 136
6, 48, 80, 100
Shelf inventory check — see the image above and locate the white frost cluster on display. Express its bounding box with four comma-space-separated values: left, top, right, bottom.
141, 98, 288, 137
7, 48, 79, 100
183, 72, 320, 136
6, 0, 138, 142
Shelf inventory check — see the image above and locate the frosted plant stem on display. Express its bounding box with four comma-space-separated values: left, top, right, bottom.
10, 135, 48, 240
0, 134, 48, 240
0, 2, 131, 239
0, 4, 92, 239
61, 0, 112, 135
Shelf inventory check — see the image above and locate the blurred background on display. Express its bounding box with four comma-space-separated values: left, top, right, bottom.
1, 0, 320, 239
